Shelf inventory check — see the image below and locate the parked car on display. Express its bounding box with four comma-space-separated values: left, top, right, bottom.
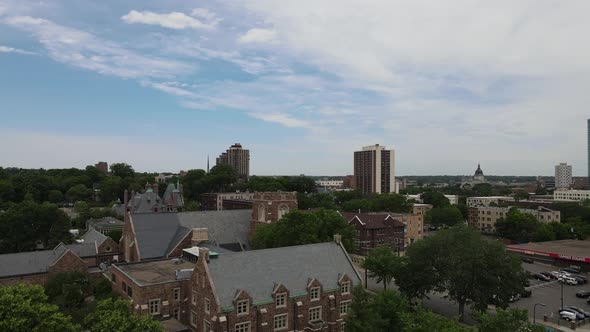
564, 306, 590, 318
520, 289, 532, 298
559, 309, 585, 321
560, 267, 581, 274
540, 272, 557, 280
521, 257, 534, 264
587, 297, 590, 305
534, 273, 551, 282
576, 290, 590, 298
572, 275, 587, 284
508, 293, 521, 302
559, 276, 578, 285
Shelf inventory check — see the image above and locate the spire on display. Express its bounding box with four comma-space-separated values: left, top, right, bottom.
207, 155, 210, 173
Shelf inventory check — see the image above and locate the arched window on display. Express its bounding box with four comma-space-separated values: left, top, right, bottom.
278, 205, 289, 220
258, 204, 266, 222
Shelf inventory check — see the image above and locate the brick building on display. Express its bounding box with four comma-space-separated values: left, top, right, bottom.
86, 217, 125, 234
390, 212, 424, 246
468, 206, 561, 233
340, 212, 405, 255
216, 143, 250, 180
110, 237, 360, 332
250, 192, 298, 236
353, 144, 395, 194
200, 192, 254, 211
95, 161, 108, 173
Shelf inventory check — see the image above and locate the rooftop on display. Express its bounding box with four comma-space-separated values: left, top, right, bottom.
507, 240, 590, 262
114, 258, 195, 286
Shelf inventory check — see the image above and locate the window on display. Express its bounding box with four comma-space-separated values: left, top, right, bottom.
274, 313, 288, 330
310, 287, 320, 301
339, 300, 351, 315
278, 205, 289, 220
173, 308, 180, 320
309, 306, 322, 322
235, 322, 250, 332
340, 282, 350, 295
275, 293, 287, 307
192, 291, 197, 305
122, 281, 127, 292
236, 300, 249, 315
149, 299, 160, 315
111, 274, 116, 283
204, 320, 211, 332
126, 286, 133, 297
205, 298, 211, 314
173, 288, 180, 301
190, 311, 197, 326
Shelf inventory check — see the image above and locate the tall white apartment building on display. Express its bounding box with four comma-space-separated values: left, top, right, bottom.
554, 162, 573, 189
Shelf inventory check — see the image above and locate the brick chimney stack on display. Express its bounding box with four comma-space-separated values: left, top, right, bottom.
334, 234, 342, 245
199, 247, 210, 263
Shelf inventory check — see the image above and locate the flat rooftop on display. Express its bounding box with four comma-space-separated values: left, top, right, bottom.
115, 259, 194, 286
507, 240, 590, 263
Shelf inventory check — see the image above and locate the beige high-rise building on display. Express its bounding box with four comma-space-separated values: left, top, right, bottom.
555, 162, 573, 189
353, 144, 396, 194
216, 143, 250, 180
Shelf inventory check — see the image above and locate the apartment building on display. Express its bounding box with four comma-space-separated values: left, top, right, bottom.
353, 144, 395, 194
554, 189, 590, 201
468, 206, 561, 233
466, 196, 514, 207
340, 212, 405, 255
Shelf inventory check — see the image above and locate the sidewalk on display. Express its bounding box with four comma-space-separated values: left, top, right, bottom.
539, 320, 590, 332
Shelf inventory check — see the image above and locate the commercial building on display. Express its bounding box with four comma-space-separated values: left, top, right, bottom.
315, 179, 344, 190
200, 192, 255, 211
555, 162, 573, 189
216, 143, 250, 180
466, 196, 513, 207
340, 212, 405, 255
406, 194, 459, 205
507, 240, 590, 271
353, 144, 395, 194
468, 206, 560, 233
86, 217, 125, 235
110, 237, 360, 332
554, 189, 590, 201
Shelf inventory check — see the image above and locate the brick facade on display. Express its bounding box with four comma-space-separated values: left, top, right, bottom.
250, 192, 298, 237
342, 213, 405, 256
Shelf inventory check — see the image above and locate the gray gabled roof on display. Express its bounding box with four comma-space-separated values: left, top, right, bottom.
0, 247, 67, 278
80, 228, 109, 246
130, 210, 251, 260
62, 242, 97, 258
207, 242, 361, 309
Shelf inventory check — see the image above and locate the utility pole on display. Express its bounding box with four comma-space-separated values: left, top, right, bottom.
560, 281, 564, 309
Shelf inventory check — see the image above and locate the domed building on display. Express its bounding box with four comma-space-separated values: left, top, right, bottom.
473, 163, 485, 183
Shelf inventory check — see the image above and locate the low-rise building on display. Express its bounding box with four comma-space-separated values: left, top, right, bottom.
86, 217, 125, 235
315, 179, 344, 190
200, 192, 255, 211
468, 206, 561, 233
554, 189, 590, 201
389, 213, 424, 246
466, 196, 513, 207
340, 212, 405, 255
110, 237, 360, 332
405, 194, 459, 205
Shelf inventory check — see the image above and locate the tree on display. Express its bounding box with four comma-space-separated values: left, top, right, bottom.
206, 164, 238, 192
45, 272, 90, 309
48, 189, 64, 203
66, 184, 93, 202
85, 298, 163, 332
472, 183, 493, 196
477, 308, 545, 332
99, 176, 122, 203
495, 208, 539, 243
251, 209, 355, 252
420, 191, 450, 208
396, 225, 526, 322
298, 193, 338, 210
0, 284, 79, 332
109, 163, 135, 179
363, 246, 401, 291
345, 286, 387, 332
426, 206, 463, 227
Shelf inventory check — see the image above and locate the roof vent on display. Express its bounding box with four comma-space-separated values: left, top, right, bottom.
172, 258, 183, 265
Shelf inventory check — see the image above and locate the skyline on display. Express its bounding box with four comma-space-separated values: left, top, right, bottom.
1, 1, 589, 176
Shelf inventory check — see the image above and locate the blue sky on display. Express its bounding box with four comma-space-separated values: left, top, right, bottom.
1, 0, 589, 176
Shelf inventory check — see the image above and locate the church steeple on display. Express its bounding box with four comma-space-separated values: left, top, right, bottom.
207, 155, 210, 173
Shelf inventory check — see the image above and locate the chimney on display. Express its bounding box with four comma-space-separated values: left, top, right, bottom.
191, 228, 209, 246
334, 234, 342, 245
123, 189, 128, 209
200, 247, 210, 263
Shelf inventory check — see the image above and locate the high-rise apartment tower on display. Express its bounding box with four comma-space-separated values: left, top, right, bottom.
216, 143, 250, 180
353, 144, 396, 194
555, 162, 573, 189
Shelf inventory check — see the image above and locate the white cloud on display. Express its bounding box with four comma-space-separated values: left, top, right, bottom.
238, 28, 278, 44
0, 45, 36, 55
3, 15, 192, 78
121, 10, 217, 30
248, 112, 311, 128
142, 81, 195, 97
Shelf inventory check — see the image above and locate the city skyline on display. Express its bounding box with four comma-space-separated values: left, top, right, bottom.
1, 1, 589, 175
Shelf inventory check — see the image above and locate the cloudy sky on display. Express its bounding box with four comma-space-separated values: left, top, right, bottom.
0, 0, 589, 176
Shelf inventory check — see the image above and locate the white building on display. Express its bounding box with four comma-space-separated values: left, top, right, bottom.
555, 163, 573, 189
554, 189, 590, 201
466, 196, 514, 208
405, 194, 459, 205
315, 179, 344, 189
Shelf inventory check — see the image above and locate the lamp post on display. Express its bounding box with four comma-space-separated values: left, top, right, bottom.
533, 303, 546, 324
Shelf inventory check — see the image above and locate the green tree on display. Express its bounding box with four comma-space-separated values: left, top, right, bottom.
84, 298, 163, 332
472, 183, 493, 196
345, 286, 387, 332
0, 284, 79, 332
0, 179, 15, 204
477, 308, 545, 332
298, 193, 337, 210
396, 225, 526, 322
342, 199, 372, 213
99, 176, 123, 203
109, 163, 135, 179
66, 184, 93, 202
206, 164, 238, 192
48, 189, 64, 203
420, 191, 450, 208
494, 208, 539, 243
426, 206, 464, 227
363, 246, 401, 291
45, 272, 90, 310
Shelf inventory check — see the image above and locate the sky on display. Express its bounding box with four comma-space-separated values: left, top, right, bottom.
0, 0, 589, 176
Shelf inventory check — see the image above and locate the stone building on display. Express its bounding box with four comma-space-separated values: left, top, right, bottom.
250, 192, 298, 236
340, 212, 405, 255
201, 192, 255, 211
110, 237, 360, 332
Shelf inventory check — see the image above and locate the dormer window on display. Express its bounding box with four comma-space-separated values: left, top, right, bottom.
310, 287, 320, 301
236, 300, 249, 315
340, 282, 350, 295
275, 293, 287, 308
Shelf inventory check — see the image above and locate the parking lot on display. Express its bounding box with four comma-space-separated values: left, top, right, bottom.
511, 261, 590, 325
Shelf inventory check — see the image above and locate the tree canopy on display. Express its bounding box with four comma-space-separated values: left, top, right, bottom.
425, 206, 464, 227
84, 298, 163, 332
341, 193, 412, 213
251, 209, 355, 252
362, 246, 402, 290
